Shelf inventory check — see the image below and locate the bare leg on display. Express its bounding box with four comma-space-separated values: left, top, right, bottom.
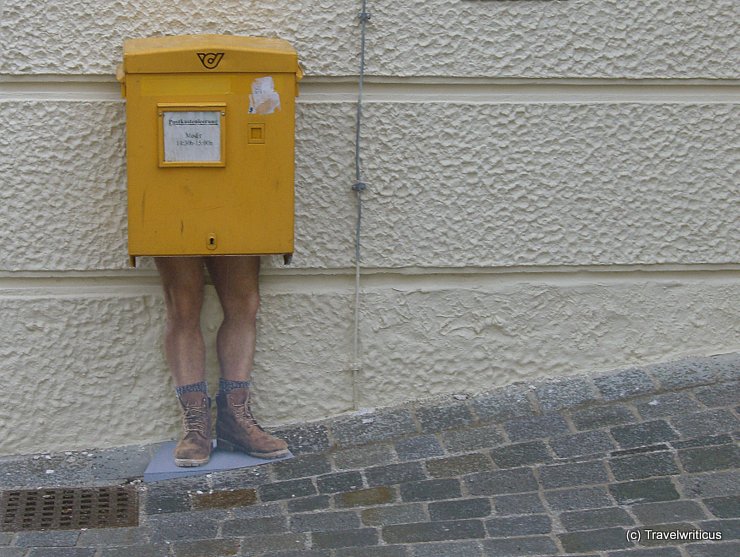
155, 257, 206, 387
205, 256, 261, 381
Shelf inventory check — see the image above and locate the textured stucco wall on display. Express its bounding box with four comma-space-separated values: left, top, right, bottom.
2, 0, 738, 78
2, 101, 737, 271
0, 0, 738, 455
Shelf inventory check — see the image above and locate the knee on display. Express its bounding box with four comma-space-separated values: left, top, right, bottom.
224, 290, 260, 323
162, 287, 203, 330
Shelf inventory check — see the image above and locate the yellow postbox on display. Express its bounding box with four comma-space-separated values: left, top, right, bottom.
117, 34, 302, 265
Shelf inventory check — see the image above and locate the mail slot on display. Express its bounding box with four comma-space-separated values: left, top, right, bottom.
117, 34, 302, 265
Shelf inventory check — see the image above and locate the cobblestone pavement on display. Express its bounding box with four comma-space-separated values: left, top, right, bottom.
1, 353, 738, 557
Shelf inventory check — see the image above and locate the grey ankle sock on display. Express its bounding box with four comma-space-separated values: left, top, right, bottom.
175, 381, 208, 398
219, 378, 251, 394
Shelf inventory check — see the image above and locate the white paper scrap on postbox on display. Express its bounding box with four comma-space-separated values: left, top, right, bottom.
249, 76, 281, 115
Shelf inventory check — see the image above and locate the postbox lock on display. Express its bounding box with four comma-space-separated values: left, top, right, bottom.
207, 233, 217, 250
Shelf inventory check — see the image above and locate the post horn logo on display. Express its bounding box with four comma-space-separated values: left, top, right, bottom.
197, 52, 225, 69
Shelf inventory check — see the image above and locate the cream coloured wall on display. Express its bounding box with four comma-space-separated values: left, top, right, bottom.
0, 0, 738, 455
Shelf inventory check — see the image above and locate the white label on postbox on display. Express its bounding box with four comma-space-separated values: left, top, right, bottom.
249, 76, 281, 115
163, 111, 221, 162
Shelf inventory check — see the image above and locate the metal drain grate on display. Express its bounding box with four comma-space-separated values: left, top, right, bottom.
0, 486, 138, 531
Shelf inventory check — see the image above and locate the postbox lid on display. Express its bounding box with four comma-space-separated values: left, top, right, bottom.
122, 34, 301, 75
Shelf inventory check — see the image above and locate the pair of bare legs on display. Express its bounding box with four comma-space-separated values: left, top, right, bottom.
155, 255, 260, 387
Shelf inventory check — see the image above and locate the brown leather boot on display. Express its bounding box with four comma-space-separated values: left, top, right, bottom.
174, 391, 212, 467
216, 387, 289, 459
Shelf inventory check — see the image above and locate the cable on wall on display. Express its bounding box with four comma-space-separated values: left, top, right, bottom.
351, 0, 370, 410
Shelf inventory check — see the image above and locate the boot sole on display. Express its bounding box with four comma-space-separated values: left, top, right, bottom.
174, 455, 211, 467
217, 438, 289, 459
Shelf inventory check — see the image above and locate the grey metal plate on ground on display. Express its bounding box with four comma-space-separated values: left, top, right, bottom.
144, 441, 293, 482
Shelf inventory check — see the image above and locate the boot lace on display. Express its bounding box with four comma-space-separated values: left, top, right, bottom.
182, 405, 208, 436
231, 398, 266, 432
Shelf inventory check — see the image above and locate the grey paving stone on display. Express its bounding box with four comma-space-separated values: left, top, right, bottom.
503, 414, 570, 442
693, 381, 740, 408
704, 495, 740, 518
607, 548, 682, 557
0, 549, 25, 557
415, 401, 476, 433
700, 518, 740, 539
365, 462, 426, 487
610, 478, 680, 505
316, 471, 364, 494
672, 434, 734, 449
230, 501, 285, 519
258, 478, 317, 501
490, 440, 552, 468
0, 453, 93, 488
609, 451, 680, 480
559, 527, 631, 552
222, 515, 289, 537
595, 368, 657, 401
679, 444, 740, 473
493, 493, 546, 515
145, 511, 221, 542
272, 453, 332, 480
544, 486, 614, 511
237, 533, 307, 554
289, 511, 361, 533
400, 478, 461, 502
394, 435, 444, 461
287, 494, 331, 513
14, 531, 79, 547
681, 471, 740, 498
571, 404, 637, 430
334, 546, 408, 557
670, 409, 740, 439
480, 536, 559, 556
412, 541, 483, 557
646, 357, 722, 389
144, 478, 199, 514
332, 444, 396, 470
635, 392, 704, 419
485, 514, 551, 537
332, 409, 418, 448
441, 424, 506, 453
0, 534, 11, 546
464, 467, 538, 496
549, 429, 617, 458
708, 353, 740, 381
209, 464, 272, 490
429, 498, 492, 521
632, 500, 708, 524
560, 506, 634, 531
361, 503, 427, 526
256, 551, 329, 557
77, 526, 148, 547
99, 545, 171, 557
311, 528, 379, 549
425, 453, 493, 478
382, 520, 485, 543
271, 423, 331, 455
611, 443, 670, 457
171, 538, 241, 557
534, 375, 601, 412
27, 550, 95, 557
537, 460, 608, 489
87, 445, 153, 482
470, 384, 535, 423
686, 541, 740, 557
611, 420, 679, 448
